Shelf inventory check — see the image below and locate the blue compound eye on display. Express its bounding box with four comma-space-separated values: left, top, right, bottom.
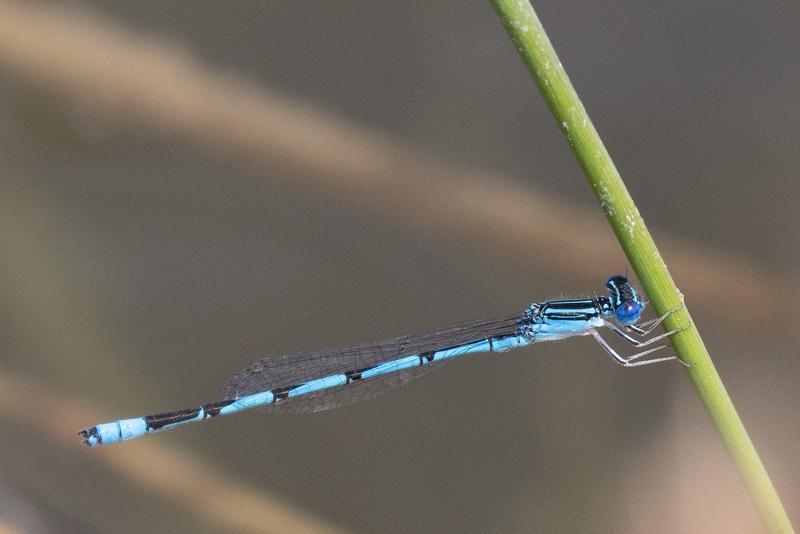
615, 300, 642, 325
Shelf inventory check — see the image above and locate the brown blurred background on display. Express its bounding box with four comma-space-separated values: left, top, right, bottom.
1, 1, 798, 533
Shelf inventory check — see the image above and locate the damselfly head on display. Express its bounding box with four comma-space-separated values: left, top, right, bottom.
606, 275, 644, 325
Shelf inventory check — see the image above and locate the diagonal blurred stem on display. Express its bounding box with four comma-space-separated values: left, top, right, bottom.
0, 369, 344, 534
489, 1, 794, 533
0, 1, 797, 338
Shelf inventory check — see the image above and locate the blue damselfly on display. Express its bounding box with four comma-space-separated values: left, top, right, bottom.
80, 275, 685, 446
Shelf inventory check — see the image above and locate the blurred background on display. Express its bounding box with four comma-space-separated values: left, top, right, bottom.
1, 1, 798, 532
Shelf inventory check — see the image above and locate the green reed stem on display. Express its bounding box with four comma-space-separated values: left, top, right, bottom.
489, 2, 794, 532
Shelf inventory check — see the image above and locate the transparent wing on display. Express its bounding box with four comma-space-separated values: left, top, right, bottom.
221, 313, 524, 413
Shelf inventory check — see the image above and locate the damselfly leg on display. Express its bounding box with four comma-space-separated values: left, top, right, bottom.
591, 331, 678, 367
625, 301, 685, 336
606, 322, 689, 348
593, 304, 689, 367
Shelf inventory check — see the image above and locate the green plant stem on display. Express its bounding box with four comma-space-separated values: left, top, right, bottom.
489, 2, 794, 532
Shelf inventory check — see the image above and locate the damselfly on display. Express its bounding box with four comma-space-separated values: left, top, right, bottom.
79, 275, 685, 446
